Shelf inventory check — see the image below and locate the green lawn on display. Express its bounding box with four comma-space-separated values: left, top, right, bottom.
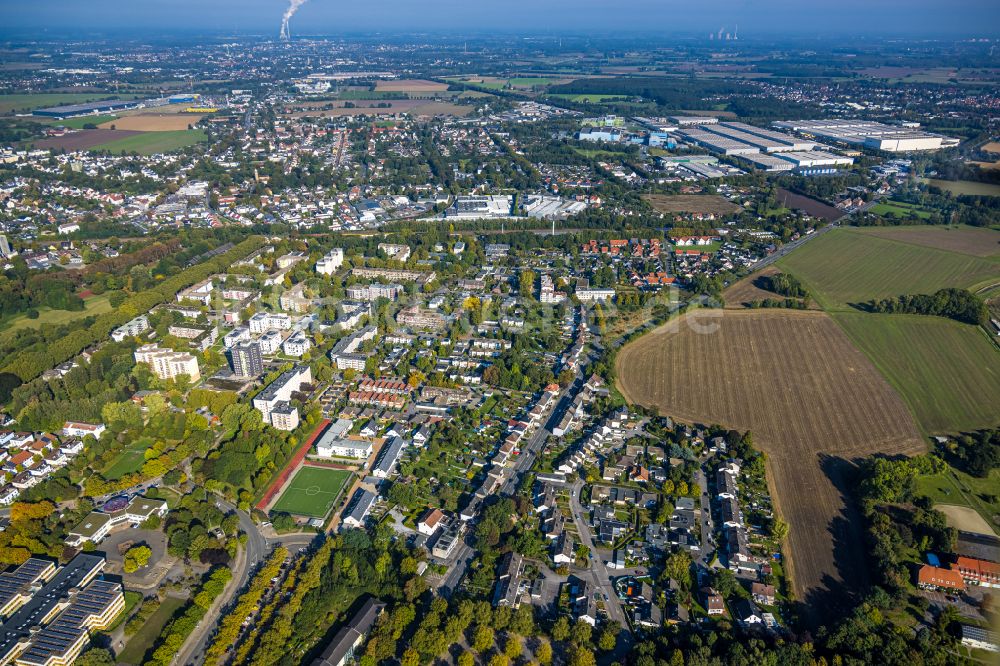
117, 596, 186, 666
915, 467, 1000, 533
0, 93, 139, 114
834, 312, 1000, 434
777, 228, 1000, 309
271, 466, 352, 518
90, 129, 207, 155
870, 200, 933, 220
104, 437, 154, 480
0, 293, 112, 334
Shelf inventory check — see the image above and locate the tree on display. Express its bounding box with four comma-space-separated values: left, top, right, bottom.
504, 635, 521, 659
473, 625, 495, 653
598, 621, 619, 651
568, 644, 596, 666
124, 545, 152, 573
535, 639, 553, 665
551, 616, 570, 642
771, 517, 789, 543
570, 620, 592, 646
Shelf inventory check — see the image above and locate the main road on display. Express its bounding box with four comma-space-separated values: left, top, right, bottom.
174, 497, 270, 666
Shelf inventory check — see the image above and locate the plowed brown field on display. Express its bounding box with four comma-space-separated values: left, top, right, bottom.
615, 309, 925, 621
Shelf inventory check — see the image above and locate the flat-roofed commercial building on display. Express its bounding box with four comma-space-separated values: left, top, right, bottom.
0, 554, 121, 666
772, 119, 955, 152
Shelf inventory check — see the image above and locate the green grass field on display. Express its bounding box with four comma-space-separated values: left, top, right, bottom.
271, 466, 352, 518
0, 293, 112, 334
870, 200, 933, 220
90, 129, 207, 155
550, 93, 629, 103
0, 93, 139, 114
508, 77, 557, 86
117, 596, 186, 666
835, 312, 1000, 434
777, 228, 1000, 309
104, 437, 154, 480
915, 467, 1000, 534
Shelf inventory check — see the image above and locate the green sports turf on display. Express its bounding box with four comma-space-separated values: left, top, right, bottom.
271, 466, 352, 518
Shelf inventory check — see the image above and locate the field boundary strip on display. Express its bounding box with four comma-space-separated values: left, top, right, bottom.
255, 418, 331, 511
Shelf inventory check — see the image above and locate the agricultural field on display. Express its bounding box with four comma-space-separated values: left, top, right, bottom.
920, 178, 1000, 197
0, 93, 138, 114
270, 466, 352, 518
855, 225, 1000, 258
0, 293, 112, 334
777, 228, 1000, 309
869, 200, 933, 220
89, 129, 207, 155
642, 194, 741, 215
834, 312, 1000, 434
722, 266, 816, 309
33, 128, 142, 151
775, 188, 843, 222
36, 114, 118, 129
98, 113, 198, 132
615, 309, 924, 617
284, 100, 471, 118
375, 79, 449, 92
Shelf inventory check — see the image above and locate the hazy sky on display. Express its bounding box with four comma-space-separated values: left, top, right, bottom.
3, 0, 999, 37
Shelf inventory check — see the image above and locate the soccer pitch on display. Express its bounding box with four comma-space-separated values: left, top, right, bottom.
270, 466, 353, 519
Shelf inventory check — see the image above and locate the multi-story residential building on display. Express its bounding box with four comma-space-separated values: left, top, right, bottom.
280, 283, 312, 314
539, 274, 565, 304
345, 282, 403, 302
283, 331, 311, 357
330, 326, 377, 370
222, 326, 251, 349
253, 365, 311, 427
396, 306, 446, 330
249, 312, 292, 334
133, 345, 200, 382
258, 330, 282, 355
229, 341, 263, 378
315, 248, 344, 275
270, 402, 300, 431
110, 315, 149, 342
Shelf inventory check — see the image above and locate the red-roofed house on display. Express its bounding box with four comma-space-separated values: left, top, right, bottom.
917, 565, 965, 591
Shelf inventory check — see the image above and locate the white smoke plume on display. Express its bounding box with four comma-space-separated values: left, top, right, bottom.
280, 0, 308, 40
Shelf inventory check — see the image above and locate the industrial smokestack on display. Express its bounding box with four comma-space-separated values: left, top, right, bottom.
280, 0, 309, 41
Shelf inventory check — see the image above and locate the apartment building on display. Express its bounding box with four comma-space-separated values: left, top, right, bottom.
133, 345, 200, 382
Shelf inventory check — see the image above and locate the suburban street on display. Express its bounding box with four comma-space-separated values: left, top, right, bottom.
568, 478, 631, 633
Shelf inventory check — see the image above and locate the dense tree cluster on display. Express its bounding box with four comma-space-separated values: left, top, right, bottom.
935, 428, 1000, 478
867, 287, 989, 326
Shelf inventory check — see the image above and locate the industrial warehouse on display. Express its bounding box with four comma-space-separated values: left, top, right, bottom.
675, 121, 855, 174
772, 119, 959, 152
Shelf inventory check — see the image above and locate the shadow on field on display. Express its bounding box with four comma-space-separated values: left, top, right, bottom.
790, 454, 869, 629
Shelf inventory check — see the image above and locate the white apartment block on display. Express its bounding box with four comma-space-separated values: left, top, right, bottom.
258, 330, 283, 355
110, 315, 149, 342
316, 248, 344, 275
249, 312, 292, 334
133, 345, 201, 382
253, 365, 312, 427
282, 331, 311, 357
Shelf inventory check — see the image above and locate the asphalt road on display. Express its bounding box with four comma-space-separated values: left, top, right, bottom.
568, 478, 632, 635
175, 497, 270, 666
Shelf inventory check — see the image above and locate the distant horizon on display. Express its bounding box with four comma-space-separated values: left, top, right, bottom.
3, 0, 999, 40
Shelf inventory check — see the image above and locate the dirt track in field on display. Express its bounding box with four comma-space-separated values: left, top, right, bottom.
615, 309, 925, 623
